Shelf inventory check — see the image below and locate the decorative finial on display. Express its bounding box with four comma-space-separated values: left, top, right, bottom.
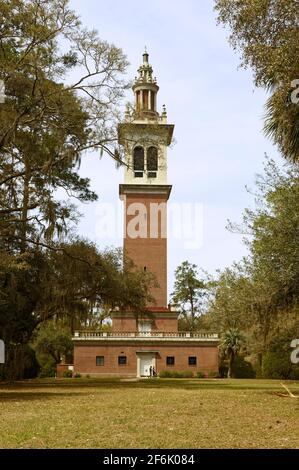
143, 47, 149, 64
161, 104, 167, 121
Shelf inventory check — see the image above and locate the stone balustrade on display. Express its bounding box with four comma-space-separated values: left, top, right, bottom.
73, 331, 219, 341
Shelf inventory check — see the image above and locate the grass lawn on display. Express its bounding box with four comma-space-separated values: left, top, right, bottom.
0, 378, 298, 448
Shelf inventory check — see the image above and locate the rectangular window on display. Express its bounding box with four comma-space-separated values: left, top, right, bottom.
188, 356, 197, 366
148, 171, 157, 178
166, 356, 175, 366
134, 171, 143, 178
96, 356, 104, 366
118, 356, 127, 365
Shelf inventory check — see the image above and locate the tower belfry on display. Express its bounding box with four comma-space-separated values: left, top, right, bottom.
118, 51, 174, 309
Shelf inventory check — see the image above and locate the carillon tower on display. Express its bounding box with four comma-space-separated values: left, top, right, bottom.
118, 50, 174, 311
72, 51, 220, 378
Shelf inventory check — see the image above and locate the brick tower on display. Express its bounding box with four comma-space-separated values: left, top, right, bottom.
115, 50, 176, 331
72, 52, 219, 378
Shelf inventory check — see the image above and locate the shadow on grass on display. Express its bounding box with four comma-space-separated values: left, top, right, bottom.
1, 378, 295, 394
0, 391, 93, 402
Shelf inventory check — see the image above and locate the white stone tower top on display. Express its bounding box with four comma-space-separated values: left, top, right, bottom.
119, 51, 174, 185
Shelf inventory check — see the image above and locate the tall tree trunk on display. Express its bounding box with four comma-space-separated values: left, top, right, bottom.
70, 315, 75, 336
257, 352, 263, 369
228, 351, 235, 378
190, 289, 194, 331
20, 158, 31, 253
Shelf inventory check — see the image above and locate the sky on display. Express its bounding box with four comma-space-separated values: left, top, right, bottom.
68, 0, 283, 296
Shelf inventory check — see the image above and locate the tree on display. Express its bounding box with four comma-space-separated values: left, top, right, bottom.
207, 262, 253, 332
0, 0, 129, 254
0, 0, 133, 379
215, 0, 299, 163
262, 320, 299, 379
0, 239, 156, 379
208, 158, 299, 374
37, 240, 156, 333
0, 250, 47, 379
246, 160, 299, 311
221, 328, 245, 378
242, 159, 299, 366
171, 261, 207, 331
34, 322, 73, 365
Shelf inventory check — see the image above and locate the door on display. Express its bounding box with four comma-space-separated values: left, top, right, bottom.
139, 354, 155, 377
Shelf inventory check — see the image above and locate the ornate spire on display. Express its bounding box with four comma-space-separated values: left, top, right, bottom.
133, 50, 157, 86
132, 50, 159, 119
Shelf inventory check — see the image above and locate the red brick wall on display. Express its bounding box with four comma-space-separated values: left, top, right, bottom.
153, 317, 178, 332
155, 345, 218, 374
112, 315, 178, 333
112, 317, 137, 331
124, 194, 168, 308
74, 343, 218, 377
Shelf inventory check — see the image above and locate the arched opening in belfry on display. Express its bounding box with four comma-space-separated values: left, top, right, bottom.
133, 146, 144, 177
147, 146, 158, 178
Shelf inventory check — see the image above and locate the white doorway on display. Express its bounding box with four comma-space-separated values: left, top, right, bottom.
137, 353, 156, 377
138, 321, 152, 335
